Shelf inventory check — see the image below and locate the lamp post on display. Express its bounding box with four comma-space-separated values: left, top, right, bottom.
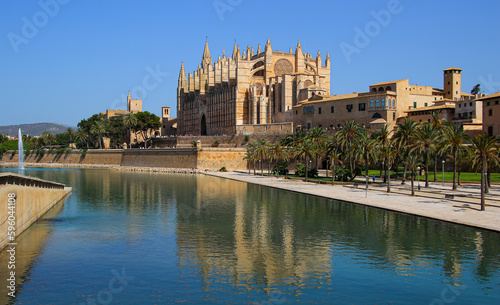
365, 175, 368, 198
259, 160, 262, 175
417, 166, 421, 191
442, 160, 445, 187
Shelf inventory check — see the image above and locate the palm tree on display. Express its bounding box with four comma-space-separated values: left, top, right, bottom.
373, 125, 391, 183
67, 127, 74, 146
357, 131, 377, 178
380, 142, 395, 193
294, 137, 314, 182
75, 129, 89, 148
440, 123, 470, 190
91, 121, 106, 149
123, 113, 137, 148
393, 118, 419, 184
243, 150, 256, 175
268, 142, 290, 175
253, 139, 269, 175
430, 111, 446, 182
307, 127, 328, 170
406, 152, 421, 196
335, 121, 363, 180
412, 124, 439, 187
469, 134, 500, 211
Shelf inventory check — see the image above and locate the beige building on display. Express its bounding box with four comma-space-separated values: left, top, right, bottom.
160, 106, 177, 136
293, 67, 477, 132
177, 39, 331, 136
480, 92, 500, 136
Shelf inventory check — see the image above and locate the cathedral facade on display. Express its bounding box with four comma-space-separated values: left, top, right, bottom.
177, 39, 331, 135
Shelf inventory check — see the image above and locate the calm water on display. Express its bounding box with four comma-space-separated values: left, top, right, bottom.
0, 168, 499, 304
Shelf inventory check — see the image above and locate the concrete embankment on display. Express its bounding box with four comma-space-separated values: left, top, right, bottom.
0, 174, 72, 250
205, 171, 500, 232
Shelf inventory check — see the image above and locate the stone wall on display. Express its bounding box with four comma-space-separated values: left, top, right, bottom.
0, 183, 71, 250
2, 148, 249, 170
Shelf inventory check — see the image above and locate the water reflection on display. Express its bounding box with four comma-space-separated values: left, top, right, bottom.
0, 168, 498, 304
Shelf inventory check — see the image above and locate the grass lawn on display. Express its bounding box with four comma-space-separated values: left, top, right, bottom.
366, 169, 500, 183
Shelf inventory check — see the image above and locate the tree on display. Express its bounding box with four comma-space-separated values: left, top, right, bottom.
75, 129, 89, 148
307, 127, 328, 170
91, 121, 106, 149
430, 111, 446, 182
294, 137, 314, 182
0, 133, 7, 145
412, 124, 439, 187
123, 113, 137, 148
373, 125, 392, 183
0, 140, 18, 155
67, 127, 74, 145
440, 123, 470, 190
469, 134, 500, 211
252, 139, 269, 175
134, 111, 161, 148
406, 152, 421, 196
471, 84, 481, 95
268, 142, 289, 175
335, 121, 363, 181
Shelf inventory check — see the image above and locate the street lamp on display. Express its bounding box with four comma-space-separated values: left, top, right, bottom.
442, 160, 445, 187
417, 166, 421, 191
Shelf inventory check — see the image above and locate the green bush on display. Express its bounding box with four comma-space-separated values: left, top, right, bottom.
244, 135, 250, 142
81, 148, 88, 157
295, 163, 318, 178
66, 148, 72, 154
11, 150, 16, 157
48, 149, 55, 154
272, 161, 289, 175
37, 149, 46, 156
219, 166, 228, 172
56, 148, 66, 154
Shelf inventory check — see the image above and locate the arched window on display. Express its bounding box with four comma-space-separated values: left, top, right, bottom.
381, 99, 386, 108
372, 113, 383, 119
386, 86, 392, 91
378, 87, 384, 92
375, 100, 380, 108
370, 100, 374, 109
371, 88, 377, 92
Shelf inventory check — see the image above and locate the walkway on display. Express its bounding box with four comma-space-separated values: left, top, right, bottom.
205, 171, 500, 232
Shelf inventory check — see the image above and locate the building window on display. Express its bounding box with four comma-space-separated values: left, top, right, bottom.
375, 100, 380, 108
489, 109, 493, 116
331, 106, 334, 113
296, 110, 298, 115
413, 102, 417, 108
346, 104, 353, 112
381, 99, 386, 108
370, 100, 374, 109
319, 125, 322, 128
459, 104, 461, 108
319, 107, 322, 114
393, 112, 396, 120
425, 103, 428, 107
448, 81, 450, 85
488, 126, 493, 136
359, 103, 366, 111
470, 102, 473, 106
496, 100, 499, 105
487, 102, 491, 106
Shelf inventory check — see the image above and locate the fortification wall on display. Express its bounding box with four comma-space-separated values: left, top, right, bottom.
1, 150, 123, 165
120, 149, 198, 168
197, 148, 247, 170
0, 184, 71, 250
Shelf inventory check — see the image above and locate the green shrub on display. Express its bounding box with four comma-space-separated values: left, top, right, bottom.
11, 150, 16, 157
65, 148, 72, 154
219, 166, 228, 172
56, 148, 66, 154
81, 148, 88, 157
244, 135, 250, 142
37, 149, 46, 156
272, 161, 289, 175
295, 163, 318, 178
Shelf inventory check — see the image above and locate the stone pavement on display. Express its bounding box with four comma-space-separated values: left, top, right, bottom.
205, 171, 500, 232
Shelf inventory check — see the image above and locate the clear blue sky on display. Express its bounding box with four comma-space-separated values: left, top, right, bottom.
1, 0, 499, 127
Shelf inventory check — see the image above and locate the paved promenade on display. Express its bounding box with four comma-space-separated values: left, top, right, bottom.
205, 171, 500, 232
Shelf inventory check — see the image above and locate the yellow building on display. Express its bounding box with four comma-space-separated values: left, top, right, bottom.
293, 67, 477, 132
480, 92, 500, 136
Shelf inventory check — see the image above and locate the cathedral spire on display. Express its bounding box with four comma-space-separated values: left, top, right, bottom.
265, 37, 272, 53
326, 51, 331, 67
202, 40, 212, 67
257, 44, 261, 54
232, 42, 239, 60
178, 61, 187, 88
296, 40, 302, 53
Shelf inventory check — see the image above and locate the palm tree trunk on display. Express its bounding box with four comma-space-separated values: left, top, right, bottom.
402, 163, 408, 185
305, 158, 309, 182
332, 163, 335, 185
452, 149, 457, 190
481, 160, 486, 211
410, 170, 415, 196
434, 154, 438, 183
387, 159, 391, 193
486, 172, 491, 193
425, 153, 429, 187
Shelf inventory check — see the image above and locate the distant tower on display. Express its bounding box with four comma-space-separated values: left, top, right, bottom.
444, 67, 462, 100
127, 91, 143, 113
162, 106, 170, 119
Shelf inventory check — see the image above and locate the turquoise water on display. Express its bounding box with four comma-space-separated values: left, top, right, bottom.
0, 168, 499, 304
